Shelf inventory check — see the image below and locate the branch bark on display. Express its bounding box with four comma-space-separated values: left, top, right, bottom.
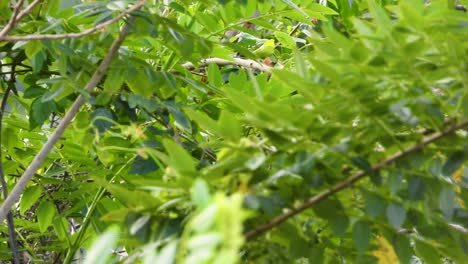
244, 119, 468, 240
182, 58, 273, 74
0, 0, 146, 42
0, 2, 145, 223
0, 0, 26, 38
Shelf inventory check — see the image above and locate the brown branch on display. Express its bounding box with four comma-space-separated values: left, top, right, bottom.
0, 0, 43, 39
15, 0, 43, 23
0, 3, 145, 223
244, 119, 468, 240
0, 0, 146, 42
182, 58, 273, 74
0, 0, 25, 38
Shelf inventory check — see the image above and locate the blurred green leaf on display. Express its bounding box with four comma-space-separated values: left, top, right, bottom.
386, 203, 406, 228
84, 227, 119, 264
353, 220, 371, 252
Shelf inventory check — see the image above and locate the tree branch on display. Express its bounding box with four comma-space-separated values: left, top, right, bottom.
0, 0, 25, 38
0, 2, 145, 223
244, 119, 468, 240
0, 0, 146, 42
15, 0, 43, 24
182, 58, 273, 74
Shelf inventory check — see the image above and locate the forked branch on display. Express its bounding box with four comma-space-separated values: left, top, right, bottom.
0, 0, 146, 42
0, 2, 146, 223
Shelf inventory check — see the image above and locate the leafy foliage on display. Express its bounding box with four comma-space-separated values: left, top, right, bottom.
0, 0, 468, 263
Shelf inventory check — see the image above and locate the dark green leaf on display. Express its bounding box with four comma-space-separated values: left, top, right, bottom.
365, 193, 385, 218
29, 98, 57, 129
407, 177, 426, 201
353, 220, 371, 252
415, 241, 441, 264
129, 156, 159, 175
393, 234, 412, 264
90, 107, 114, 133
386, 203, 406, 228
439, 187, 456, 220
442, 151, 464, 178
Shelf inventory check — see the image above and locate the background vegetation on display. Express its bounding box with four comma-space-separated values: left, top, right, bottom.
1, 0, 468, 263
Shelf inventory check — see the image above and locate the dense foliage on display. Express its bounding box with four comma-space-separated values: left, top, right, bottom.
1, 0, 468, 263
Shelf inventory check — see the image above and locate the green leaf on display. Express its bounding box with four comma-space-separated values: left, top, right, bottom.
462, 92, 468, 118
274, 31, 296, 49
439, 187, 456, 220
279, 0, 310, 18
366, 0, 392, 30
29, 98, 57, 129
31, 50, 46, 73
20, 186, 43, 215
25, 41, 43, 58
37, 200, 56, 233
106, 1, 128, 11
386, 203, 406, 228
208, 63, 223, 87
353, 220, 371, 252
41, 85, 65, 102
314, 198, 349, 235
104, 65, 126, 92
442, 151, 464, 178
95, 91, 113, 106
253, 39, 275, 58
84, 227, 119, 264
392, 234, 412, 264
185, 109, 220, 135
415, 241, 441, 264
330, 215, 349, 235
163, 101, 192, 133
310, 59, 340, 81
389, 171, 403, 194
130, 215, 151, 235
126, 69, 155, 97
306, 3, 339, 15
90, 107, 114, 133
129, 156, 159, 175
407, 177, 426, 201
218, 110, 241, 141
366, 194, 385, 218
162, 138, 197, 173
24, 86, 47, 99
52, 217, 69, 241
191, 179, 212, 208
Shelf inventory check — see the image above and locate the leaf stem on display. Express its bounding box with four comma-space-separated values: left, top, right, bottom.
63, 157, 135, 264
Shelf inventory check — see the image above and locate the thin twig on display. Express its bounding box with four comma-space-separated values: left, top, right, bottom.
0, 0, 43, 39
0, 0, 146, 42
244, 119, 468, 240
0, 2, 145, 223
15, 0, 43, 24
288, 22, 302, 37
0, 0, 25, 38
182, 58, 273, 74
